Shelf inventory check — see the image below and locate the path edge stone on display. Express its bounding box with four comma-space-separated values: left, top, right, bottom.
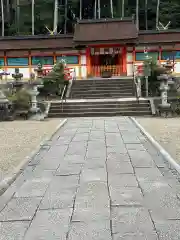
0, 118, 68, 195
130, 117, 180, 174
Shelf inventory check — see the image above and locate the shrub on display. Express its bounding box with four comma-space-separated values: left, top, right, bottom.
40, 62, 67, 97
5, 89, 31, 110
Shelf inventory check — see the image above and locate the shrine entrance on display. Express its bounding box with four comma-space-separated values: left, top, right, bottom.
99, 54, 119, 66
89, 47, 124, 77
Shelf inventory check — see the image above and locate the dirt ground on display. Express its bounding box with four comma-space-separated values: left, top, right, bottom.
136, 117, 180, 163
0, 119, 63, 180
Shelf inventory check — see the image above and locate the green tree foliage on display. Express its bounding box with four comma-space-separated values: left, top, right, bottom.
41, 62, 67, 97
1, 0, 180, 36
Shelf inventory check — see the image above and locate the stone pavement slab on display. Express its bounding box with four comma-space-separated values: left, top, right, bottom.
24, 208, 72, 240
0, 117, 180, 240
68, 221, 111, 240
0, 221, 30, 240
0, 197, 41, 221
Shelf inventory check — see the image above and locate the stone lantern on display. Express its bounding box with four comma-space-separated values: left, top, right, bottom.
12, 68, 24, 91
28, 73, 43, 113
35, 63, 44, 79
28, 69, 44, 120
143, 52, 152, 97
157, 74, 172, 116
164, 59, 174, 74
0, 82, 13, 121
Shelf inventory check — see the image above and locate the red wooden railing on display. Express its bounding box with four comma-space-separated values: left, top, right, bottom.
91, 65, 122, 77
42, 67, 75, 80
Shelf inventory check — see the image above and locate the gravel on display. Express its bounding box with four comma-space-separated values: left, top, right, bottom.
0, 119, 63, 180
136, 117, 180, 164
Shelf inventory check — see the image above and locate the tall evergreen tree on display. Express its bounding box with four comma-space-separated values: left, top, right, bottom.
1, 0, 180, 36
1, 0, 4, 36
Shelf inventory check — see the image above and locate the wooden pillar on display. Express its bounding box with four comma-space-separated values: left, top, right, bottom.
159, 46, 161, 63
133, 46, 135, 63
4, 51, 7, 71
122, 46, 127, 75
4, 51, 7, 81
29, 50, 32, 76
86, 47, 91, 76
79, 53, 82, 79
53, 51, 56, 64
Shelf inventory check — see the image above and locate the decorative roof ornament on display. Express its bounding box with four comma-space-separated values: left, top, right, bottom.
156, 21, 171, 31
45, 26, 62, 35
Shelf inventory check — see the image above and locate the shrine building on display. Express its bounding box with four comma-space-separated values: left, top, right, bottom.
0, 18, 180, 80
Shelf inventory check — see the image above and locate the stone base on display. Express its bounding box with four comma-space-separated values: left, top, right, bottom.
29, 113, 45, 121
30, 107, 40, 113
157, 103, 173, 117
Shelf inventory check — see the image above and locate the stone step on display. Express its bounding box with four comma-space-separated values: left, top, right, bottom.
72, 93, 132, 99
70, 78, 134, 99
73, 79, 133, 84
50, 107, 151, 114
48, 110, 152, 118
50, 103, 150, 109
51, 100, 149, 106
48, 99, 152, 118
72, 84, 133, 88
72, 83, 133, 88
72, 88, 133, 93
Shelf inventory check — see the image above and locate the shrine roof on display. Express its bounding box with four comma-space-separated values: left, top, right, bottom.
0, 34, 73, 50
73, 18, 138, 44
0, 26, 180, 51
138, 30, 180, 44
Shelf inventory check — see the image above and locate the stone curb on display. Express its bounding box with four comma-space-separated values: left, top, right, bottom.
0, 118, 68, 195
130, 117, 180, 174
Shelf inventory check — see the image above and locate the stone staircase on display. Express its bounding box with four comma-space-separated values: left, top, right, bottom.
48, 77, 152, 118
48, 99, 152, 118
70, 78, 134, 99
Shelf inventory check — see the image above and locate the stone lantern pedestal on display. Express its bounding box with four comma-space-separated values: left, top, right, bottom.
157, 74, 172, 117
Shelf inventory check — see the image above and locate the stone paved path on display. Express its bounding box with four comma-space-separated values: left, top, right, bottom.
0, 117, 180, 240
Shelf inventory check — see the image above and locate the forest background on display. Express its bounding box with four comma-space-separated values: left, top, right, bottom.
1, 0, 180, 36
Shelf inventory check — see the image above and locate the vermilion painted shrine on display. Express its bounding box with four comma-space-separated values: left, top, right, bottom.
0, 18, 180, 79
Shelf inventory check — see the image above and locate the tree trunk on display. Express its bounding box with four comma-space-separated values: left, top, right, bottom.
6, 0, 10, 22
16, 0, 20, 34
32, 0, 35, 35
94, 0, 97, 19
64, 0, 67, 33
156, 0, 160, 29
145, 0, 148, 29
122, 0, 124, 18
54, 0, 58, 34
79, 0, 82, 19
110, 0, 113, 18
1, 0, 4, 36
136, 0, 139, 30
97, 0, 100, 19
